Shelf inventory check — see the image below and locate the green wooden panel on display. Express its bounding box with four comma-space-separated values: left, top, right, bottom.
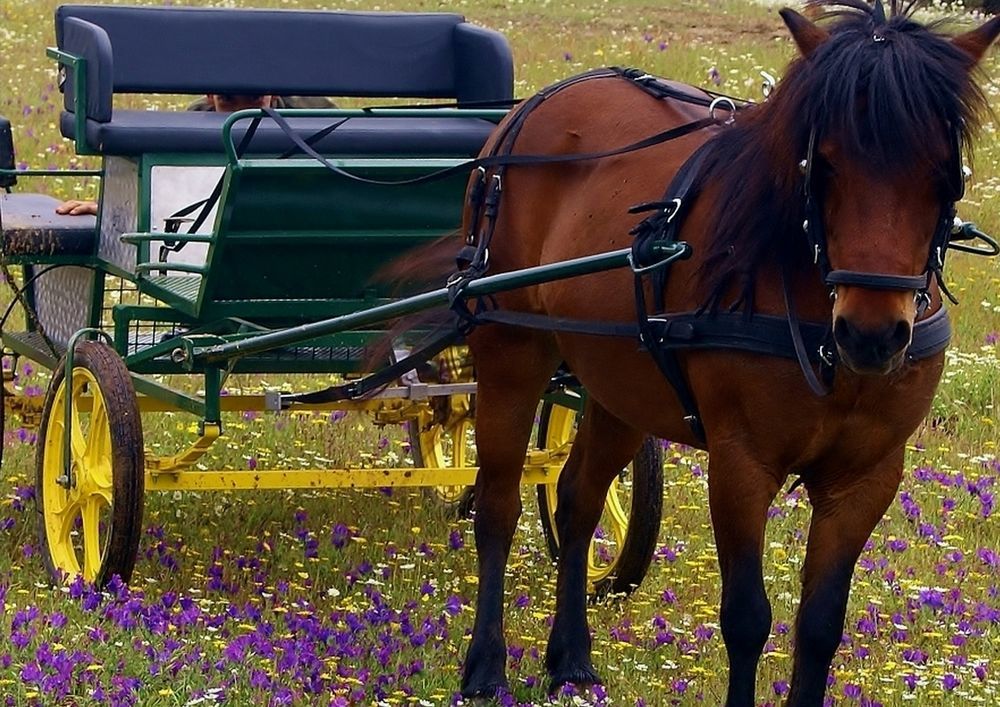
197, 159, 470, 315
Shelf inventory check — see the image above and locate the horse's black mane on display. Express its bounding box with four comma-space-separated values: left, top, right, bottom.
698, 0, 987, 311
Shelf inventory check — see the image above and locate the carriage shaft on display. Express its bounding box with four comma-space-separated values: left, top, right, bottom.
187, 243, 687, 365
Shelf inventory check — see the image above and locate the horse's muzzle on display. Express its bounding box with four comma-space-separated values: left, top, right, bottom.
833, 316, 912, 374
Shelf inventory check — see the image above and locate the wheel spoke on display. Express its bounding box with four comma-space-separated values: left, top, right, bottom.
53, 496, 80, 545
83, 391, 110, 469
80, 497, 106, 582
452, 419, 471, 468
89, 467, 114, 508
603, 477, 630, 548
48, 497, 83, 578
587, 535, 600, 568
47, 485, 75, 520
68, 385, 89, 468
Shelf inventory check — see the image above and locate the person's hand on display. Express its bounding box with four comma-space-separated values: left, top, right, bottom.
55, 199, 98, 216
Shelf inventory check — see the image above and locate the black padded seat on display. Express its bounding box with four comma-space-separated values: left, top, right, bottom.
0, 192, 96, 256
60, 111, 499, 156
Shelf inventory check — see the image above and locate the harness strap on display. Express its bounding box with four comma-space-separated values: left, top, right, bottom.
281, 303, 950, 408
475, 309, 639, 337
627, 143, 720, 442
472, 307, 949, 362
614, 67, 753, 111
261, 106, 719, 189
781, 263, 832, 397
906, 305, 952, 360
630, 141, 715, 307
825, 270, 930, 291
280, 326, 464, 406
161, 116, 264, 253
454, 69, 628, 290
635, 273, 707, 441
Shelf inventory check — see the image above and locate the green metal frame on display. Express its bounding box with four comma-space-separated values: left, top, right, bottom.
46, 48, 94, 156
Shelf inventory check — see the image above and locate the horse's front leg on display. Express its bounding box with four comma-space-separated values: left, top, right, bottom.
461, 330, 559, 698
546, 401, 644, 693
788, 447, 905, 706
708, 448, 782, 707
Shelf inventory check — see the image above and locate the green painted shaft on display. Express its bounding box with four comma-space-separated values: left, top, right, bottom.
192, 243, 686, 364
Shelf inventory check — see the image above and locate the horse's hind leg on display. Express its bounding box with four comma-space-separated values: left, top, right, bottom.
788, 448, 904, 707
708, 446, 782, 707
461, 327, 560, 698
545, 399, 645, 692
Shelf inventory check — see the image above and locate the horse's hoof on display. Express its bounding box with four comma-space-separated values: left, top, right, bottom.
461, 645, 508, 699
459, 681, 509, 700
547, 666, 603, 696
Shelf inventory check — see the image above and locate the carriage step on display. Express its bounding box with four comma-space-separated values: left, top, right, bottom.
1, 330, 65, 369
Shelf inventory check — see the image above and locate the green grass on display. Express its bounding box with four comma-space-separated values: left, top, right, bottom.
2, 1, 999, 705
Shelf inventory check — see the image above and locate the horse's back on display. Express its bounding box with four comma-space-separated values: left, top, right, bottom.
477, 73, 714, 271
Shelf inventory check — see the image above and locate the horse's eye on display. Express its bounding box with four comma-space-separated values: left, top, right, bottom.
816, 157, 837, 177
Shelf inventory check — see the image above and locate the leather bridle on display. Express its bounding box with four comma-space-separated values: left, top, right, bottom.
799, 125, 967, 315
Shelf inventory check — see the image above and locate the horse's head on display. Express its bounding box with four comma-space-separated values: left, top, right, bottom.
779, 2, 1000, 374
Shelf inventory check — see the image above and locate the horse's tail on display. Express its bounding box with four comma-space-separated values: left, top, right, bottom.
364, 231, 465, 375
375, 230, 462, 298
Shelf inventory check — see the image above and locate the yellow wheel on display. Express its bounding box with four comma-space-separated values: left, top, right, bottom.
408, 346, 476, 515
35, 342, 144, 586
537, 400, 663, 597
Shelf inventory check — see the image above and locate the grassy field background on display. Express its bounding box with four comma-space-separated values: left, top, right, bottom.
1, 0, 999, 705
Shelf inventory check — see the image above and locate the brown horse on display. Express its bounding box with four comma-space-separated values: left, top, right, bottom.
436, 2, 1000, 705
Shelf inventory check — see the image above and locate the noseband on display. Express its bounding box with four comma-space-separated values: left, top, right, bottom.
799, 126, 966, 314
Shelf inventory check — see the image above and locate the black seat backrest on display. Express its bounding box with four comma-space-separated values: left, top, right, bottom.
55, 4, 514, 122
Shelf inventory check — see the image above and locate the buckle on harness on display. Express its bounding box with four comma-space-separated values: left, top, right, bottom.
709, 97, 737, 125
448, 248, 489, 287
627, 240, 690, 274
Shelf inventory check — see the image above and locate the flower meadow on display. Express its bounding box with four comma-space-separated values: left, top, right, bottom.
1, 0, 999, 705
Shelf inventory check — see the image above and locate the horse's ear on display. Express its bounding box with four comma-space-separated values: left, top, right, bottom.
952, 15, 1000, 65
779, 8, 829, 58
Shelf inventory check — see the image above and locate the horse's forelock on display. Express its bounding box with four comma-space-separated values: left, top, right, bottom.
802, 10, 984, 168
698, 1, 985, 311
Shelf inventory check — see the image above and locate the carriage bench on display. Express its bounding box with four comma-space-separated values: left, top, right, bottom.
0, 193, 95, 260
54, 4, 513, 156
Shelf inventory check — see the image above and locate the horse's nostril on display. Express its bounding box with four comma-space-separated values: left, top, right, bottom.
833, 316, 855, 348
834, 316, 911, 371
889, 320, 912, 354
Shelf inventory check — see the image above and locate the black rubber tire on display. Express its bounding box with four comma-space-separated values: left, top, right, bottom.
0, 366, 5, 474
536, 402, 664, 597
35, 341, 144, 587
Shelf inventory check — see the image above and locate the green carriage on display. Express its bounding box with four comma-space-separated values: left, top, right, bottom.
0, 4, 665, 596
